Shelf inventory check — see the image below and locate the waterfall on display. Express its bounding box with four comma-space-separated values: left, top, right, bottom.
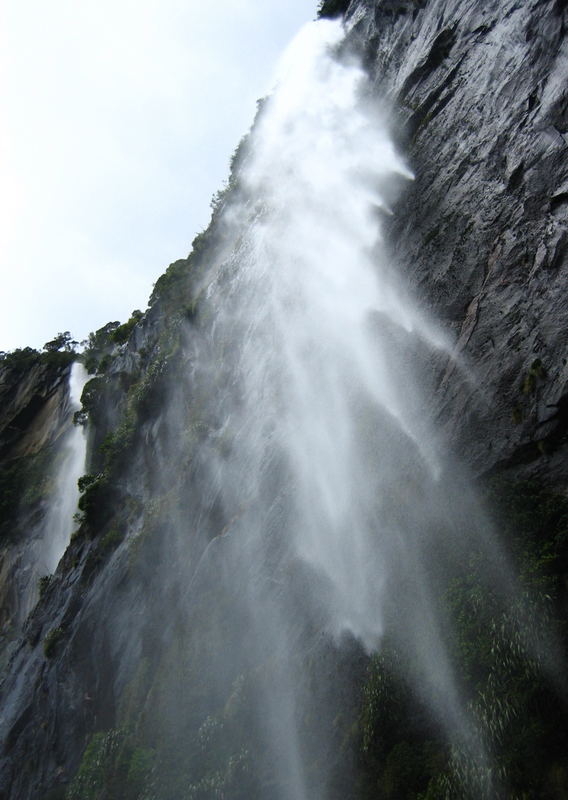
0, 12, 562, 800
5, 361, 89, 633
168, 18, 513, 798
40, 360, 88, 574
1, 6, 566, 799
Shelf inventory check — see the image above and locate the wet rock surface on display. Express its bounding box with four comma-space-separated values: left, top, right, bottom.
1, 2, 568, 798
0, 358, 73, 661
0, 359, 71, 462
346, 0, 568, 485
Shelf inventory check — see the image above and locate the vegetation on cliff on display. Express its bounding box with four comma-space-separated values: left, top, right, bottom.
58, 476, 568, 800
1, 2, 568, 799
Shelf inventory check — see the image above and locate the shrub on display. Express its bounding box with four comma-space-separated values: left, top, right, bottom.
78, 475, 116, 527
82, 321, 121, 373
149, 259, 189, 306
44, 626, 65, 658
0, 347, 41, 373
110, 310, 143, 346
100, 528, 124, 553
78, 378, 105, 425
318, 0, 351, 18
42, 331, 77, 352
0, 449, 54, 538
67, 729, 156, 800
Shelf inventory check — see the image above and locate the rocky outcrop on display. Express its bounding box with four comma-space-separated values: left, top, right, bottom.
0, 2, 567, 799
344, 0, 568, 485
0, 356, 71, 463
0, 354, 74, 665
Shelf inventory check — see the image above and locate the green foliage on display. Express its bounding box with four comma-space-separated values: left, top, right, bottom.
151, 260, 186, 305
0, 347, 42, 372
100, 527, 124, 553
0, 345, 75, 374
126, 746, 156, 796
76, 336, 177, 531
125, 355, 170, 423
149, 259, 190, 307
0, 459, 31, 532
149, 227, 213, 309
358, 648, 447, 799
77, 378, 105, 426
228, 134, 249, 177
83, 353, 100, 375
44, 626, 65, 658
99, 409, 137, 472
76, 353, 173, 527
78, 474, 98, 493
82, 321, 121, 374
78, 474, 116, 527
86, 321, 121, 352
486, 478, 568, 590
97, 353, 114, 374
41, 349, 76, 368
355, 478, 568, 798
0, 448, 55, 538
318, 0, 351, 18
43, 331, 77, 352
110, 310, 144, 346
66, 728, 155, 800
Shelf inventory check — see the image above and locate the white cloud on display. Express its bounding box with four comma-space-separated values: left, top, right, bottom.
0, 0, 313, 351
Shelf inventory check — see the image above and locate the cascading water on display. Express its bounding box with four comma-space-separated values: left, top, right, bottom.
0, 12, 562, 800
170, 18, 521, 798
4, 361, 88, 634
39, 360, 88, 575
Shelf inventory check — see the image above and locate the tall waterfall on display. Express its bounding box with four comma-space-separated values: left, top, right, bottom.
170, 19, 517, 799
6, 361, 89, 632
2, 5, 567, 799
40, 360, 88, 574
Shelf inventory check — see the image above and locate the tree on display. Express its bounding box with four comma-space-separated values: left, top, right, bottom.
43, 331, 78, 353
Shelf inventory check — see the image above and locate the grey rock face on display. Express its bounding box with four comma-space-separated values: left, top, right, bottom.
0, 359, 71, 462
1, 2, 567, 798
0, 359, 73, 650
346, 0, 568, 485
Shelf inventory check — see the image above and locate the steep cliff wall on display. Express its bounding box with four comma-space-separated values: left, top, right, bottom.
345, 0, 568, 484
0, 2, 567, 799
0, 352, 75, 662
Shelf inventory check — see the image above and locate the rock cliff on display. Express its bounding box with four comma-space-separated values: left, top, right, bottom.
0, 352, 75, 663
345, 0, 568, 484
0, 2, 567, 799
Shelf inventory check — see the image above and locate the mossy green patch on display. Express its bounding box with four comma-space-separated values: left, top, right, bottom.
44, 626, 65, 658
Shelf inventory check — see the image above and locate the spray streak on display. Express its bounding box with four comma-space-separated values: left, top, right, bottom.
184, 18, 523, 797
209, 19, 449, 649
40, 361, 88, 574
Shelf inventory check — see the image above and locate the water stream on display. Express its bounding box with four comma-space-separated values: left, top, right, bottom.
175, 19, 506, 797
40, 360, 88, 574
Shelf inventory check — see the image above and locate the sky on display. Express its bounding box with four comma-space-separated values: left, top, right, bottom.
0, 0, 315, 352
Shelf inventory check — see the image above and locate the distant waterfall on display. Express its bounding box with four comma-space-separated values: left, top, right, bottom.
41, 360, 88, 574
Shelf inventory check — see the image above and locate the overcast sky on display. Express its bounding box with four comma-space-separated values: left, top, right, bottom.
0, 1, 315, 352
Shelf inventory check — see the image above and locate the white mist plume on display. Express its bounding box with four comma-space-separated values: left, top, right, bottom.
213, 19, 450, 649
178, 18, 520, 796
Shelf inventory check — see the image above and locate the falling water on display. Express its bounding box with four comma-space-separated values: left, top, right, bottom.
166, 18, 509, 799
40, 360, 88, 574
122, 17, 560, 800
0, 14, 563, 800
